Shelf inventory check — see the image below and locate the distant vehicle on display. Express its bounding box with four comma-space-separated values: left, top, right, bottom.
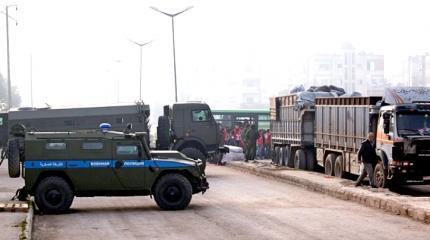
212, 109, 270, 131
271, 87, 430, 188
0, 103, 150, 148
7, 124, 208, 214
156, 102, 228, 169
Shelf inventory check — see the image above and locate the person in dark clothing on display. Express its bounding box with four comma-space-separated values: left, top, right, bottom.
355, 132, 378, 187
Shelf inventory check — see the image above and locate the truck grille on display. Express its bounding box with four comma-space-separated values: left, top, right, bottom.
416, 140, 430, 156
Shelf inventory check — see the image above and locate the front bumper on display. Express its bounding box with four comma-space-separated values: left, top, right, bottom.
195, 176, 209, 194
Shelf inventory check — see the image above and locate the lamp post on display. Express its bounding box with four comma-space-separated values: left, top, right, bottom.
5, 4, 17, 109
129, 40, 152, 101
150, 6, 193, 102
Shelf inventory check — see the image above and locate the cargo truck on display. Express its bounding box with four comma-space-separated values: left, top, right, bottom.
156, 102, 228, 170
271, 87, 430, 188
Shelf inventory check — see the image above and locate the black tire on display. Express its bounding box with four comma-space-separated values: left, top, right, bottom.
286, 148, 294, 168
273, 147, 280, 165
374, 163, 388, 188
34, 176, 74, 214
154, 174, 192, 210
334, 155, 345, 178
281, 147, 289, 167
324, 153, 336, 176
294, 149, 306, 170
181, 147, 206, 170
7, 139, 20, 178
305, 149, 316, 171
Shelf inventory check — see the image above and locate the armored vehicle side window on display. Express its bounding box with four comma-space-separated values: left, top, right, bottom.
45, 142, 66, 150
0, 117, 3, 126
116, 145, 138, 156
192, 110, 211, 122
82, 142, 104, 150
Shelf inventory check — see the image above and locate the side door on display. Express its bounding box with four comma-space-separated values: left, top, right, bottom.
113, 141, 146, 189
189, 108, 218, 146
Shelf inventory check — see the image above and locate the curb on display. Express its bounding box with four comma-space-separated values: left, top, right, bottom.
228, 162, 430, 224
23, 198, 34, 240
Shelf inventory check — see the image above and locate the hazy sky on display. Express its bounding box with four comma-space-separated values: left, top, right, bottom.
1, 0, 430, 111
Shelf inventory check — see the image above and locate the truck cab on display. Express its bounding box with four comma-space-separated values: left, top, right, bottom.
156, 102, 225, 169
376, 103, 430, 186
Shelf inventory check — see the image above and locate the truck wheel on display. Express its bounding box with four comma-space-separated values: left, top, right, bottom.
281, 147, 289, 167
154, 174, 192, 210
305, 149, 315, 171
273, 147, 280, 165
324, 154, 335, 176
294, 149, 306, 170
279, 147, 285, 166
374, 163, 388, 188
334, 155, 345, 178
7, 139, 20, 178
34, 176, 74, 214
181, 148, 206, 170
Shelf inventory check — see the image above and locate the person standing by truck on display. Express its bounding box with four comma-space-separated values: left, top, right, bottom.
264, 129, 272, 159
256, 129, 265, 159
245, 123, 258, 161
355, 132, 378, 188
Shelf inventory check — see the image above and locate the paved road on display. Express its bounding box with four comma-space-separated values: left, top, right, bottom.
34, 165, 430, 240
0, 160, 27, 240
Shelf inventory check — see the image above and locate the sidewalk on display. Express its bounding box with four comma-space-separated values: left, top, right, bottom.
227, 160, 430, 224
0, 160, 30, 240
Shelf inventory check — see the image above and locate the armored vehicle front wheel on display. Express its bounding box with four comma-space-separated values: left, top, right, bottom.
154, 174, 192, 210
34, 176, 74, 214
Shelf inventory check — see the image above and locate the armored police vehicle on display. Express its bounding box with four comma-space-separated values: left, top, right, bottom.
7, 124, 208, 214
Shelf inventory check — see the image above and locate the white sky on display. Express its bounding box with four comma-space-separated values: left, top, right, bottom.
1, 0, 430, 113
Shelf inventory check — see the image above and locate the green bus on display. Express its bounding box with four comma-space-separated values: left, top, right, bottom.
212, 109, 270, 131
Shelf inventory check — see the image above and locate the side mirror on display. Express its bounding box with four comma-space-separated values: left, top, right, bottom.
382, 113, 390, 134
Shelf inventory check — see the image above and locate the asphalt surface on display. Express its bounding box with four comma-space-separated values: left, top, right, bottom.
0, 160, 27, 240
34, 165, 430, 240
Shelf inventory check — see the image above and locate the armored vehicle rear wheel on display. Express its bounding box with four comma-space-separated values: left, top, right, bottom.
294, 149, 306, 170
34, 176, 74, 214
7, 139, 20, 178
154, 174, 192, 210
181, 148, 206, 170
334, 155, 345, 178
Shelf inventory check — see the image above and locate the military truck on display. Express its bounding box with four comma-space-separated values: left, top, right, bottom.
156, 102, 227, 169
271, 87, 430, 188
6, 124, 208, 214
0, 103, 150, 148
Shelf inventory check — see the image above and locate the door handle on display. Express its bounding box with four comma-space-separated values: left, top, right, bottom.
115, 160, 124, 168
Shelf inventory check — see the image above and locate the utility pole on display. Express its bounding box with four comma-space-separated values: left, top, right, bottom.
129, 40, 152, 101
150, 6, 193, 103
5, 5, 17, 109
30, 55, 33, 107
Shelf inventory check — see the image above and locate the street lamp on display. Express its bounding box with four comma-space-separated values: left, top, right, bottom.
150, 6, 193, 103
4, 5, 17, 109
129, 40, 152, 101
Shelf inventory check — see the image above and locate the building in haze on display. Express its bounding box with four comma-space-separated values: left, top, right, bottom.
306, 44, 385, 96
406, 54, 430, 87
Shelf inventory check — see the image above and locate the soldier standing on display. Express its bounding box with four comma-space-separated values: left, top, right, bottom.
245, 124, 258, 161
242, 121, 250, 162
